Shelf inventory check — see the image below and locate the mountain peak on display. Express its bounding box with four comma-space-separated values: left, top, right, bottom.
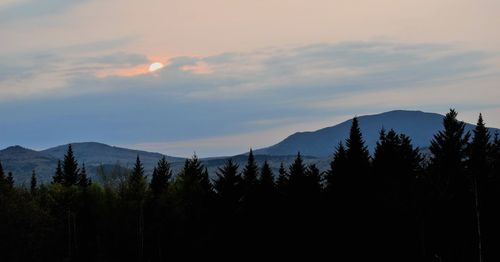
255, 110, 499, 157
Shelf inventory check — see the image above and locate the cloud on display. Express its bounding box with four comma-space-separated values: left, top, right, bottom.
0, 41, 498, 154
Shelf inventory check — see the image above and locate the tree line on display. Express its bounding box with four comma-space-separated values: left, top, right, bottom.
1, 109, 499, 261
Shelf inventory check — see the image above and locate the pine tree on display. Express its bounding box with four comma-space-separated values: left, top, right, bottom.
325, 142, 347, 194
468, 114, 491, 262
288, 152, 307, 200
304, 164, 322, 201
149, 156, 172, 198
259, 160, 275, 195
126, 156, 147, 200
52, 160, 64, 184
78, 163, 91, 188
429, 109, 470, 197
62, 144, 79, 187
346, 117, 370, 172
213, 159, 242, 210
30, 170, 37, 195
242, 149, 259, 191
175, 154, 213, 203
428, 109, 473, 261
276, 162, 288, 193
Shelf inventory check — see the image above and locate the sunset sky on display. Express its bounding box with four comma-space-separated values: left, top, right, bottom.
1, 0, 499, 156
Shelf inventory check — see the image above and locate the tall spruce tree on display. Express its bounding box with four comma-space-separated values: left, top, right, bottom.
52, 160, 64, 184
468, 114, 491, 262
259, 160, 275, 195
213, 159, 242, 210
242, 149, 259, 190
78, 163, 91, 188
276, 162, 288, 192
428, 109, 473, 262
149, 156, 172, 198
346, 117, 370, 172
288, 152, 307, 200
175, 154, 213, 203
429, 109, 470, 197
62, 144, 79, 187
126, 156, 147, 200
325, 142, 347, 194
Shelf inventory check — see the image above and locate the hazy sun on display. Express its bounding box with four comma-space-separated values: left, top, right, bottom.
148, 62, 164, 72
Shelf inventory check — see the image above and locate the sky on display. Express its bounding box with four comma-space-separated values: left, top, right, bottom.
1, 0, 499, 157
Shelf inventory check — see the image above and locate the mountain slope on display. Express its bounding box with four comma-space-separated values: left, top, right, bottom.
0, 146, 58, 185
42, 142, 184, 167
255, 110, 500, 157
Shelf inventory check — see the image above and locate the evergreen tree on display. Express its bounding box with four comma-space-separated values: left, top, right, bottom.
287, 152, 307, 200
303, 164, 322, 203
30, 170, 37, 195
175, 154, 213, 203
52, 160, 64, 184
62, 144, 79, 187
429, 109, 470, 197
372, 129, 421, 260
468, 114, 491, 262
345, 117, 370, 172
259, 160, 275, 195
242, 149, 259, 191
276, 162, 288, 191
325, 142, 347, 194
428, 109, 473, 261
126, 156, 147, 200
149, 156, 172, 198
78, 163, 91, 188
213, 159, 242, 210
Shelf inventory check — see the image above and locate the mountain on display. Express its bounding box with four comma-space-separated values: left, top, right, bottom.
0, 142, 185, 184
0, 146, 58, 185
42, 142, 184, 169
254, 110, 500, 157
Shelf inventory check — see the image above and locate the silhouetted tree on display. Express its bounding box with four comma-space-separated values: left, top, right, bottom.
78, 163, 91, 188
213, 159, 242, 211
427, 109, 473, 262
287, 152, 307, 200
372, 128, 422, 260
259, 160, 276, 196
276, 161, 288, 194
62, 144, 79, 187
468, 114, 491, 262
52, 160, 64, 185
126, 156, 147, 200
149, 156, 172, 198
325, 142, 347, 195
241, 149, 259, 201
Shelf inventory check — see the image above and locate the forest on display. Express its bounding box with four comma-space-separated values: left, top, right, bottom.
1, 109, 499, 261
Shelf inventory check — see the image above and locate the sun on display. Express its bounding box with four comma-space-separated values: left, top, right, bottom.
148, 62, 164, 72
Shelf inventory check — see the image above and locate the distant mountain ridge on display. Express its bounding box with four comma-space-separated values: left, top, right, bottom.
0, 143, 185, 184
254, 110, 500, 157
1, 110, 499, 184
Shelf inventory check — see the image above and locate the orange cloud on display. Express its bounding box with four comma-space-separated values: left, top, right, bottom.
96, 64, 150, 78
